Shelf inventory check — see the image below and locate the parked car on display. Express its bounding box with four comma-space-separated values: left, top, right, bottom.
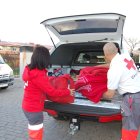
0, 55, 14, 89
41, 13, 127, 133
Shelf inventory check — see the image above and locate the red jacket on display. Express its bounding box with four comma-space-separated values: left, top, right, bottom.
22, 66, 70, 112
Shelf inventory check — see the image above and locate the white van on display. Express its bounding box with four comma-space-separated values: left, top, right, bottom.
41, 13, 128, 133
0, 55, 14, 89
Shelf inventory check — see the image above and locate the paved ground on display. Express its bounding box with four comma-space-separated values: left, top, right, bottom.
0, 78, 139, 140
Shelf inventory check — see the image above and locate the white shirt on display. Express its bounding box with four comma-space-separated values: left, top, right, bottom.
107, 53, 140, 95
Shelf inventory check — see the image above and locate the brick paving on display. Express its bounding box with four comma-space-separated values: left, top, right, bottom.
1, 78, 139, 140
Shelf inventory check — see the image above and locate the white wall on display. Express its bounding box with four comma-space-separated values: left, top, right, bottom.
20, 46, 33, 78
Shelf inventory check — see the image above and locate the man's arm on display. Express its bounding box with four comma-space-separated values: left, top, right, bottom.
103, 89, 116, 99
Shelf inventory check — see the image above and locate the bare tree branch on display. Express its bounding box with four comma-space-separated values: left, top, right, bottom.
124, 37, 140, 53
124, 37, 132, 47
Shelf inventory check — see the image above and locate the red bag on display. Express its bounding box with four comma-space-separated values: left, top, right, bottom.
75, 66, 109, 103
48, 74, 75, 104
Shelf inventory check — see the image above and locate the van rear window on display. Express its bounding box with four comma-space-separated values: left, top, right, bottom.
75, 52, 105, 64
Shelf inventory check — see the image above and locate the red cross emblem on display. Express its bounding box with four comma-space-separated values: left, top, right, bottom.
124, 58, 136, 70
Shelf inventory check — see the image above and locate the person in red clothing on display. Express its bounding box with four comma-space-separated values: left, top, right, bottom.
22, 45, 74, 140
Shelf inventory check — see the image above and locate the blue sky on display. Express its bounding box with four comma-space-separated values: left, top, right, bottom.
0, 0, 139, 45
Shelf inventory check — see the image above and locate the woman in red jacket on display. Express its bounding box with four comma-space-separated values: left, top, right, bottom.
22, 45, 74, 140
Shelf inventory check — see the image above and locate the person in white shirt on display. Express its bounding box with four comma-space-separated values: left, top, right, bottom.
103, 42, 140, 140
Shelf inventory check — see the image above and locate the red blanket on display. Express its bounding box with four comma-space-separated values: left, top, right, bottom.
75, 66, 109, 103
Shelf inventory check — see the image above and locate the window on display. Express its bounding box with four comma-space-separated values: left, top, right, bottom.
53, 19, 118, 35
75, 52, 105, 64
0, 55, 5, 64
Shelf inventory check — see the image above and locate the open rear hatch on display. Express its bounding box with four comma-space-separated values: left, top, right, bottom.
41, 13, 126, 48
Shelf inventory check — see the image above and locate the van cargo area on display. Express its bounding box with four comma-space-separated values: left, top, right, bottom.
44, 41, 122, 118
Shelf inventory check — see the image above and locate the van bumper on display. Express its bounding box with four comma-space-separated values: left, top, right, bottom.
0, 77, 14, 88
44, 100, 121, 116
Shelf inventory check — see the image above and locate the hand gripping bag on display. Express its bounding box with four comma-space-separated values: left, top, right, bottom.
48, 74, 75, 104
